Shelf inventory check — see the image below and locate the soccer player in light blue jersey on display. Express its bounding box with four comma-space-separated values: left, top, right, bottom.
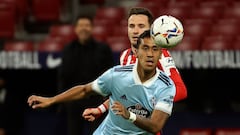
27, 30, 176, 135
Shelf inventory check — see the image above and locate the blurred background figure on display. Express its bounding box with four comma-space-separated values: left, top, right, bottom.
57, 15, 114, 135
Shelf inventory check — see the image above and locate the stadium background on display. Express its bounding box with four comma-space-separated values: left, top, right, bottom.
0, 0, 240, 134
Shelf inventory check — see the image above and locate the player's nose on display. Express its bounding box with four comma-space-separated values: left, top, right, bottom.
133, 27, 140, 34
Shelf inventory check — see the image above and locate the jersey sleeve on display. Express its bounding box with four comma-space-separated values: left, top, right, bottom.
159, 48, 187, 102
154, 84, 176, 115
92, 68, 113, 96
120, 49, 131, 66
159, 48, 177, 76
170, 68, 187, 102
119, 50, 125, 65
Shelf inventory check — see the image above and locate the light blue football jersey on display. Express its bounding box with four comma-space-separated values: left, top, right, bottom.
92, 63, 176, 135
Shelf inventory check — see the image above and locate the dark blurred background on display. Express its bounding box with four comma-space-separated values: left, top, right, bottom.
0, 0, 240, 135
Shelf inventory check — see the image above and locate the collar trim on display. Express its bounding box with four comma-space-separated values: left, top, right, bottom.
132, 61, 159, 87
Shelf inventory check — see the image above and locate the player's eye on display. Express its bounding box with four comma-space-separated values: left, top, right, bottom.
152, 47, 158, 51
142, 46, 149, 51
139, 24, 145, 28
129, 24, 135, 28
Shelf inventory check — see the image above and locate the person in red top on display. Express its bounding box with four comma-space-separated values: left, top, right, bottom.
82, 7, 187, 134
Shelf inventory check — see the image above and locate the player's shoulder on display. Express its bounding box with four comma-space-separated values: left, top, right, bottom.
120, 48, 132, 57
160, 48, 168, 53
157, 70, 174, 87
160, 48, 171, 57
122, 48, 131, 53
113, 64, 134, 72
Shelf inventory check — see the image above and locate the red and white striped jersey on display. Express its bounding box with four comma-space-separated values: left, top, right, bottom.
119, 48, 187, 102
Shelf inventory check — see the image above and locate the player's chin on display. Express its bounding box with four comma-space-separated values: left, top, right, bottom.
131, 39, 137, 45
143, 65, 156, 72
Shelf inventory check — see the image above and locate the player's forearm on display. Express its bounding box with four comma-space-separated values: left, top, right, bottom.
133, 116, 164, 134
52, 84, 92, 104
103, 99, 109, 108
127, 110, 169, 134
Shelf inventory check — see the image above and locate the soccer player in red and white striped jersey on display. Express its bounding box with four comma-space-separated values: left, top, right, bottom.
83, 7, 187, 135
120, 48, 187, 102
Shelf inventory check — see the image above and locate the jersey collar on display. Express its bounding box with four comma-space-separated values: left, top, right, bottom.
133, 61, 160, 87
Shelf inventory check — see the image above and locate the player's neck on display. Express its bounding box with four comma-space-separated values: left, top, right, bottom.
137, 64, 156, 83
131, 45, 137, 55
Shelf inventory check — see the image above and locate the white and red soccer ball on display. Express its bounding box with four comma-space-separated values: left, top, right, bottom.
151, 15, 184, 48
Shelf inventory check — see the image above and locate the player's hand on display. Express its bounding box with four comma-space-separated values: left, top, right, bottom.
82, 108, 101, 122
111, 101, 130, 119
27, 95, 54, 109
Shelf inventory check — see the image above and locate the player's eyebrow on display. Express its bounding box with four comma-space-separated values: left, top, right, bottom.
142, 44, 149, 47
128, 23, 134, 26
152, 45, 158, 48
142, 43, 157, 47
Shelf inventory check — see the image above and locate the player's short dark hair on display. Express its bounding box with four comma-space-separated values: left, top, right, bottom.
74, 15, 93, 25
135, 30, 151, 49
127, 7, 154, 25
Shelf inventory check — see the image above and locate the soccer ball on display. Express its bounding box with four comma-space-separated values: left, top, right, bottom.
150, 15, 184, 48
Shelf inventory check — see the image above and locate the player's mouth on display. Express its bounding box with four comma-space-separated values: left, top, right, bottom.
146, 60, 154, 66
132, 36, 139, 41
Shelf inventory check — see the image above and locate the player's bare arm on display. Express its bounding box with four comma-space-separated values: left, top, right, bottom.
112, 101, 169, 134
27, 83, 94, 109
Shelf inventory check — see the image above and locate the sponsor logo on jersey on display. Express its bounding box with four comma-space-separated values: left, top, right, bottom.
127, 103, 150, 118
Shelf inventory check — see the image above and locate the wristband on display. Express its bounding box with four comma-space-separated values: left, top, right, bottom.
98, 104, 107, 114
128, 111, 137, 123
